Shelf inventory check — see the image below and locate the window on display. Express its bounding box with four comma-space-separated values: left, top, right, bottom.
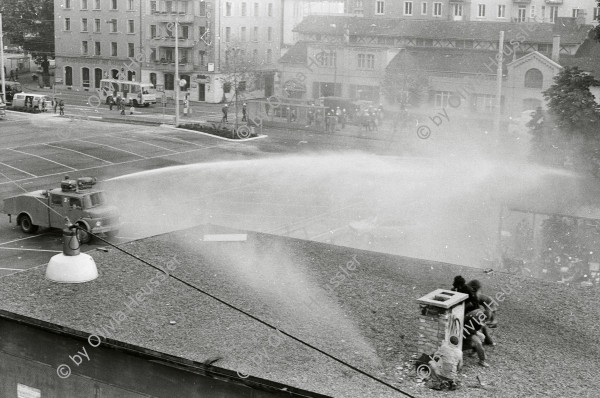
550, 6, 558, 23
595, 8, 600, 20
421, 2, 427, 15
317, 50, 336, 67
434, 91, 451, 108
530, 5, 535, 18
518, 6, 526, 22
65, 18, 71, 31
433, 2, 442, 16
266, 49, 272, 63
151, 25, 157, 38
128, 20, 135, 33
150, 1, 157, 13
95, 41, 101, 55
94, 19, 100, 32
358, 53, 375, 69
268, 3, 273, 16
241, 27, 247, 42
81, 0, 88, 10
178, 1, 188, 13
497, 5, 505, 18
572, 8, 582, 18
475, 95, 495, 112
478, 4, 485, 17
110, 19, 118, 33
199, 1, 206, 16
199, 50, 206, 65
225, 2, 231, 16
541, 5, 546, 21
376, 0, 385, 14
254, 3, 259, 16
524, 68, 543, 88
111, 42, 118, 56
241, 2, 247, 16
225, 27, 231, 42
94, 0, 100, 9
128, 0, 134, 10
110, 0, 117, 10
82, 41, 89, 55
267, 27, 272, 42
181, 25, 189, 39
81, 18, 88, 32
65, 0, 71, 8
82, 68, 90, 88
199, 26, 206, 41
453, 4, 462, 17
150, 48, 156, 61
51, 195, 63, 206
164, 74, 174, 90
128, 43, 135, 57
166, 1, 173, 13
404, 1, 413, 15
253, 26, 258, 41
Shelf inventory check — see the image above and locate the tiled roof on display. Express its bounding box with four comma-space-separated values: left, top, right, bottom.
294, 15, 593, 45
386, 47, 511, 76
279, 41, 308, 64
559, 38, 600, 79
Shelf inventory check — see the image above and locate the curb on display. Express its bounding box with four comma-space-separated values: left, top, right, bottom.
161, 125, 268, 142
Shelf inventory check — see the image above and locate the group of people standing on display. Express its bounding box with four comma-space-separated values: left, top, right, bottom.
108, 95, 134, 115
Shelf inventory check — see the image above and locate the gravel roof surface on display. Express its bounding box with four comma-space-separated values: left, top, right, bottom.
1, 226, 598, 397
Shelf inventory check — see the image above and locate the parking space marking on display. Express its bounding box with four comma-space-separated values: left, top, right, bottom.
106, 134, 178, 153
126, 130, 204, 147
8, 148, 77, 171
0, 142, 232, 186
76, 139, 149, 159
0, 234, 50, 246
44, 143, 113, 164
0, 161, 37, 178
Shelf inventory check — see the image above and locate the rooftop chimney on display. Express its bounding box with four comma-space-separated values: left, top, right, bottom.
552, 35, 560, 63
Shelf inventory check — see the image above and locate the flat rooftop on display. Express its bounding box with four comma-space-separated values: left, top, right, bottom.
0, 225, 598, 397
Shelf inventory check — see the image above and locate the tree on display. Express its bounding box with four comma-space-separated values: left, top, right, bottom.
529, 67, 600, 176
381, 51, 428, 110
0, 0, 54, 61
219, 45, 262, 104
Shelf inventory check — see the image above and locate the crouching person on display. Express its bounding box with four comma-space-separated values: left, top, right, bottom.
427, 336, 463, 390
463, 309, 495, 368
467, 279, 498, 328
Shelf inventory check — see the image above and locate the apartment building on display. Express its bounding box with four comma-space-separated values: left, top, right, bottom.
281, 0, 346, 47
350, 0, 600, 24
54, 0, 143, 91
279, 15, 593, 123
55, 0, 282, 103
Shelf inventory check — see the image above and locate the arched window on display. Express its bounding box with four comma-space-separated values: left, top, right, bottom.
65, 66, 73, 86
150, 73, 157, 88
82, 67, 90, 88
94, 68, 103, 88
111, 69, 119, 79
524, 68, 543, 88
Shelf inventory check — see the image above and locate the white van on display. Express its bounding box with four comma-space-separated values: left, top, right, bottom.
11, 93, 52, 113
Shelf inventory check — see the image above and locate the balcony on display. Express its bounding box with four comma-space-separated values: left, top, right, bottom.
544, 0, 563, 3
144, 60, 194, 73
150, 11, 195, 23
513, 0, 531, 3
153, 37, 195, 48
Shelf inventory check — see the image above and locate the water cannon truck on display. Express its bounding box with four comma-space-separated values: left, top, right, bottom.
2, 177, 120, 243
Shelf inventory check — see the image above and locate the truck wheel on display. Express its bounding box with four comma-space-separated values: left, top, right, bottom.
76, 222, 92, 244
19, 215, 38, 234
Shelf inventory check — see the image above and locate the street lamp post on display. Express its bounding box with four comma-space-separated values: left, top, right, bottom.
0, 13, 6, 105
175, 18, 180, 127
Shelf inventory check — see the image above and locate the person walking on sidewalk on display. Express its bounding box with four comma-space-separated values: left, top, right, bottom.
59, 100, 65, 116
242, 103, 247, 122
53, 98, 58, 114
222, 104, 228, 122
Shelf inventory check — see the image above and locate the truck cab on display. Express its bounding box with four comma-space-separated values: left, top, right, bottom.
2, 177, 120, 243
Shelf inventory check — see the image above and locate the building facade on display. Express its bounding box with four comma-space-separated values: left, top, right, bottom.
350, 0, 600, 24
279, 15, 593, 124
54, 0, 143, 91
55, 0, 283, 103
